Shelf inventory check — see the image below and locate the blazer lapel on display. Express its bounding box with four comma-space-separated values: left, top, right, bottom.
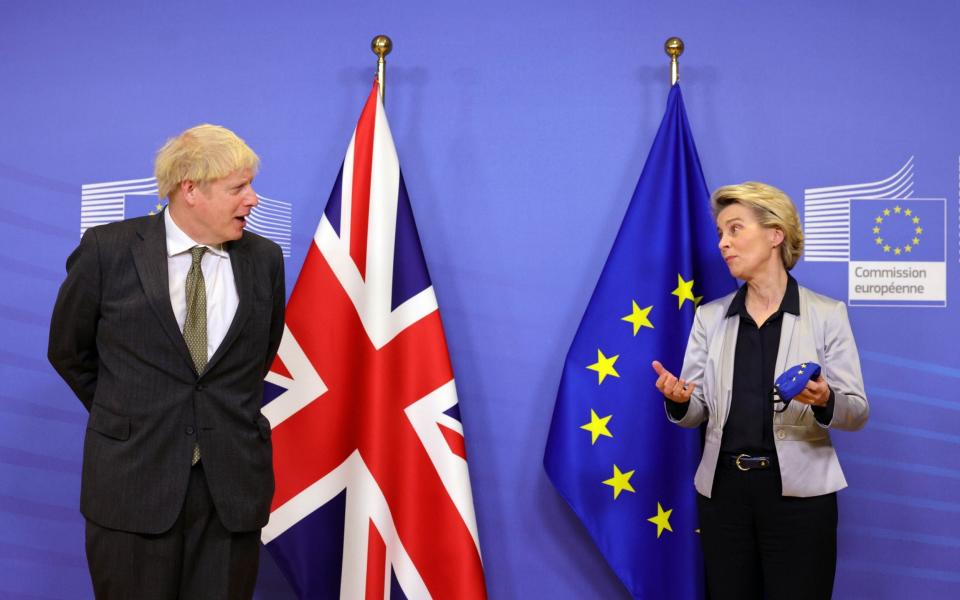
774, 296, 805, 423
131, 213, 196, 373
203, 237, 253, 376
717, 314, 740, 427
775, 312, 798, 376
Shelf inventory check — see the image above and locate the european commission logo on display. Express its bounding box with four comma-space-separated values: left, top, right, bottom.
80, 177, 293, 257
804, 157, 947, 307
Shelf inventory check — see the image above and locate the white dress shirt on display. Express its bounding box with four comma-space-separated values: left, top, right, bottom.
165, 208, 239, 362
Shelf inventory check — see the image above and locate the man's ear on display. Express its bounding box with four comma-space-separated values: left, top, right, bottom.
180, 180, 197, 206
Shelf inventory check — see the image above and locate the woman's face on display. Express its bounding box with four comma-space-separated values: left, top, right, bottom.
716, 203, 784, 281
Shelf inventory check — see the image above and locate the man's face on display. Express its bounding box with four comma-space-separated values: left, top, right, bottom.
188, 168, 258, 244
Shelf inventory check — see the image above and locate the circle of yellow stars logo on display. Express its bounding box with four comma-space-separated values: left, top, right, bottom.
872, 204, 921, 256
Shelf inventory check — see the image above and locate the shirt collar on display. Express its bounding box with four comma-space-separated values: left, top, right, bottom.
726, 273, 800, 318
164, 207, 228, 258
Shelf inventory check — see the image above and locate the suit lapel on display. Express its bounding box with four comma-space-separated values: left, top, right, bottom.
203, 236, 253, 376
131, 213, 196, 373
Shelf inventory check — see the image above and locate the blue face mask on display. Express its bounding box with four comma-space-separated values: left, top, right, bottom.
770, 362, 822, 413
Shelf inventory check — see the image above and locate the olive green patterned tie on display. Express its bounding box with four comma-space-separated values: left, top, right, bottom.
183, 246, 207, 465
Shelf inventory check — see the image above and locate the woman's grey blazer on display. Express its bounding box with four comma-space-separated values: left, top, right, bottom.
667, 284, 869, 498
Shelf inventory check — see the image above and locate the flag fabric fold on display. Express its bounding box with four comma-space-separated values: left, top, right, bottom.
262, 81, 487, 600
544, 84, 733, 599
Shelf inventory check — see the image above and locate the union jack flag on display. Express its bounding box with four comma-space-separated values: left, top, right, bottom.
261, 81, 488, 600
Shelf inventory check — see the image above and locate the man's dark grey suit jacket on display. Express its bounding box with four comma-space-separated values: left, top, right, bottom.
48, 211, 285, 534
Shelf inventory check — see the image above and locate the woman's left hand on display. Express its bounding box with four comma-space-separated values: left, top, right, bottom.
794, 374, 831, 407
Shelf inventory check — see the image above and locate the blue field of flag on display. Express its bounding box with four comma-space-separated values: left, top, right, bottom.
849, 198, 945, 262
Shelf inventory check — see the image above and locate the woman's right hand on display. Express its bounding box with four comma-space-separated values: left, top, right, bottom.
652, 360, 697, 404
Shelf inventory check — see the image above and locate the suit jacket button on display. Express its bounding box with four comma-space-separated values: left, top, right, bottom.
185, 426, 195, 435
195, 384, 204, 391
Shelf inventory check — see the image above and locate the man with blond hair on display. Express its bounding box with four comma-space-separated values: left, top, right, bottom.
49, 124, 285, 598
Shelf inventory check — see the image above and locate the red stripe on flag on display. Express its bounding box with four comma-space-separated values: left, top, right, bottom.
438, 423, 468, 461
269, 354, 292, 380
349, 82, 379, 279
365, 521, 387, 600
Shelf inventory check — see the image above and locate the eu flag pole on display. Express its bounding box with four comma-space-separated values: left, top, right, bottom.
543, 47, 733, 598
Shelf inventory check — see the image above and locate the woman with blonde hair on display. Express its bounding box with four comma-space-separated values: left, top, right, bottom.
652, 181, 869, 599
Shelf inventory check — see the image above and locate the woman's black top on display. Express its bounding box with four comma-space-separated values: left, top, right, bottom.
666, 275, 834, 452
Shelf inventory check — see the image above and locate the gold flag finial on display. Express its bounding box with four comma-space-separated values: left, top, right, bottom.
664, 37, 684, 86
371, 35, 393, 103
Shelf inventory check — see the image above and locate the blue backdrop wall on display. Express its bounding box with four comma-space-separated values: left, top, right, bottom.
2, 1, 958, 598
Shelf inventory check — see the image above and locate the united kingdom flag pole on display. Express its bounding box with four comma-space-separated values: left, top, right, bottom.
371, 34, 391, 104
260, 38, 488, 599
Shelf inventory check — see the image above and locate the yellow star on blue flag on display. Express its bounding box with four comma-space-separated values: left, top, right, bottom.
586, 349, 620, 384
580, 410, 613, 444
622, 301, 654, 335
671, 274, 697, 309
647, 502, 674, 538
602, 465, 635, 499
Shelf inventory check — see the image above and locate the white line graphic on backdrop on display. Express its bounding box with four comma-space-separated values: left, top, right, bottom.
246, 193, 292, 257
80, 177, 156, 235
80, 177, 293, 257
803, 157, 914, 262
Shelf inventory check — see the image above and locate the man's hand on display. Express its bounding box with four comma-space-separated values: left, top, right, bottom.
652, 360, 697, 404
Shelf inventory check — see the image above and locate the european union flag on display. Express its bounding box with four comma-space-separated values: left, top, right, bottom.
544, 85, 732, 598
849, 198, 945, 262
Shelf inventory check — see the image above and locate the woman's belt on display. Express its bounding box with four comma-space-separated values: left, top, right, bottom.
719, 453, 775, 471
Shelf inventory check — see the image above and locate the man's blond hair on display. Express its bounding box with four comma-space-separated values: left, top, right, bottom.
154, 124, 260, 200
